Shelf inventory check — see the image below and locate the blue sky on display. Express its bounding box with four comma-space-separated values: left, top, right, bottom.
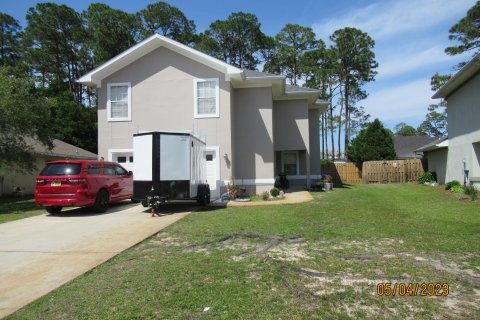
2, 0, 477, 130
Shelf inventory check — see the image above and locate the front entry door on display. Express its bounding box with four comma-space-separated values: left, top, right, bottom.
205, 149, 219, 199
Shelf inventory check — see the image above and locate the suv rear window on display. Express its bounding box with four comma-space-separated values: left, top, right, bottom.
40, 163, 82, 176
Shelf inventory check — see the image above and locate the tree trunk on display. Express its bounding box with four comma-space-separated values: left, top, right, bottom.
337, 86, 344, 159
344, 81, 349, 158
329, 86, 335, 161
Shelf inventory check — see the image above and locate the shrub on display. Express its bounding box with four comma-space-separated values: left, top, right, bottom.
463, 185, 478, 201
418, 172, 436, 184
248, 193, 257, 201
270, 187, 280, 197
445, 180, 461, 190
321, 159, 334, 165
226, 176, 237, 200
261, 191, 269, 201
450, 184, 464, 193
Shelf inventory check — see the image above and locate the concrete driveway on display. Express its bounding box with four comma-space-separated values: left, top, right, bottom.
0, 201, 196, 318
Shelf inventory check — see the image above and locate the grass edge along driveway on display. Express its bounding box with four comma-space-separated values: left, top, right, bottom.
7, 184, 480, 319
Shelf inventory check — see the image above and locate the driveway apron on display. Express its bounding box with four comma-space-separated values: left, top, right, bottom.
0, 202, 192, 318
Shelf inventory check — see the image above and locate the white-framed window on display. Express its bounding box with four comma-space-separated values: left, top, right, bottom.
194, 78, 219, 118
107, 82, 131, 121
281, 151, 299, 176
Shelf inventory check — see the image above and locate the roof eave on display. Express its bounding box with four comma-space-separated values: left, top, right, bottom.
432, 54, 480, 99
77, 33, 243, 88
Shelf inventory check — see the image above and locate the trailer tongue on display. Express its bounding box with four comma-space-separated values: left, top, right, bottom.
132, 131, 210, 210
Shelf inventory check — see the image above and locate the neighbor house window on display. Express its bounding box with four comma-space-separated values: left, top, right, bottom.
194, 78, 219, 118
107, 83, 131, 121
282, 151, 299, 176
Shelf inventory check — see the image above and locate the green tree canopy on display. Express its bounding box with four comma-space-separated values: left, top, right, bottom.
264, 23, 322, 85
394, 122, 418, 136
0, 13, 22, 68
0, 68, 53, 171
84, 3, 142, 67
445, 1, 480, 58
196, 12, 268, 69
346, 119, 396, 164
330, 27, 378, 152
417, 73, 449, 137
139, 1, 196, 44
24, 3, 87, 103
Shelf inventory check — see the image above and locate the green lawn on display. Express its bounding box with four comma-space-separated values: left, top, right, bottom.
8, 184, 480, 319
0, 195, 44, 224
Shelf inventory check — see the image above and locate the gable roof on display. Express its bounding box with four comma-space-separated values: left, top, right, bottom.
78, 33, 328, 111
433, 53, 480, 99
394, 136, 439, 158
78, 34, 243, 87
415, 136, 449, 153
26, 137, 97, 159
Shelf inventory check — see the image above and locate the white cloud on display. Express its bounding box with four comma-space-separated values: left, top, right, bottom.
312, 0, 474, 40
362, 79, 436, 122
377, 45, 463, 79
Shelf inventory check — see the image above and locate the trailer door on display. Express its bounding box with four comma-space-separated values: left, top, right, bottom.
160, 134, 190, 181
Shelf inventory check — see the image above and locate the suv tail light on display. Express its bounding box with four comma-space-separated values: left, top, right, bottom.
67, 178, 86, 184
36, 179, 46, 184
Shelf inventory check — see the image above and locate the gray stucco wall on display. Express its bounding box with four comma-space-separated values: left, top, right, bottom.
97, 46, 233, 183
233, 87, 274, 188
273, 100, 309, 151
426, 149, 448, 184
309, 109, 321, 175
445, 72, 480, 183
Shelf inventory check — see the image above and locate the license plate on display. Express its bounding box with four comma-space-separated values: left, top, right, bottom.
51, 182, 61, 187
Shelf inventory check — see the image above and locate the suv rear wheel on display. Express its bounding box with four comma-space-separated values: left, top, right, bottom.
46, 206, 62, 214
93, 189, 109, 213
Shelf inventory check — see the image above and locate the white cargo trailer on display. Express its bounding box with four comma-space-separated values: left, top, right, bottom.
133, 131, 210, 208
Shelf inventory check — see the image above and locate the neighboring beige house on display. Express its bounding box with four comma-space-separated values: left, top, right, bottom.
0, 138, 97, 196
417, 54, 480, 187
78, 34, 328, 198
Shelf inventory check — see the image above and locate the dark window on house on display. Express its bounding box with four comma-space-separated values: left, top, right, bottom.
129, 156, 134, 162
117, 156, 127, 163
206, 154, 213, 161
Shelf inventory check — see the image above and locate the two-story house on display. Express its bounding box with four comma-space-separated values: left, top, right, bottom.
79, 34, 328, 198
418, 54, 480, 187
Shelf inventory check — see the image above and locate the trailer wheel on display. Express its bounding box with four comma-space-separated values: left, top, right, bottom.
197, 184, 210, 206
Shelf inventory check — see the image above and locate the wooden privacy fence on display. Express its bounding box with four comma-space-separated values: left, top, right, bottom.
362, 159, 426, 184
321, 163, 362, 184
320, 159, 426, 184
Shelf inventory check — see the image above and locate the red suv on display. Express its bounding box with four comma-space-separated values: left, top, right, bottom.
35, 160, 133, 214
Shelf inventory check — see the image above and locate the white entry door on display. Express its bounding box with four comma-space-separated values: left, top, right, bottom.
111, 151, 134, 172
205, 148, 219, 199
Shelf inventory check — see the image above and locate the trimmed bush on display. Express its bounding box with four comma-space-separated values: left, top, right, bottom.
418, 172, 436, 184
450, 184, 464, 193
445, 180, 461, 190
270, 187, 280, 197
261, 191, 269, 201
464, 185, 478, 201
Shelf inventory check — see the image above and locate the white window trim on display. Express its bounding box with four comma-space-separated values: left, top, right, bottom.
281, 151, 300, 176
107, 82, 132, 122
194, 78, 220, 118
108, 149, 133, 162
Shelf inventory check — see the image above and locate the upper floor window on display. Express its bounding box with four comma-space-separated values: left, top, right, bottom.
194, 78, 219, 118
107, 83, 131, 121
